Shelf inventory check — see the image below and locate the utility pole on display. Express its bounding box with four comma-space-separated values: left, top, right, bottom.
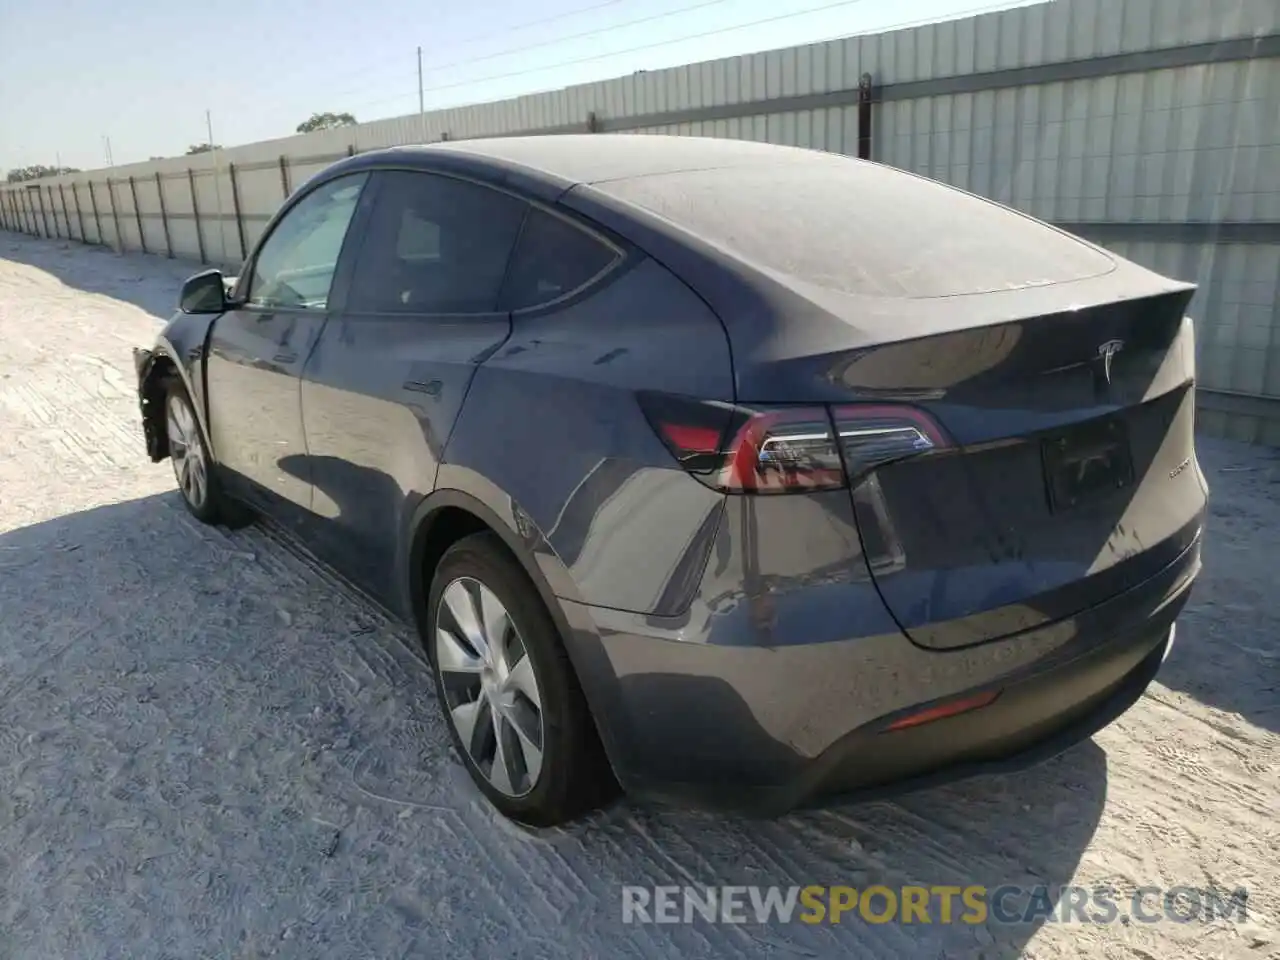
102, 136, 114, 167
417, 45, 426, 141
207, 109, 228, 263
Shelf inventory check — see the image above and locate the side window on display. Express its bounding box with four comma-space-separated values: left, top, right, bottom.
346, 171, 526, 315
247, 173, 366, 310
500, 208, 621, 311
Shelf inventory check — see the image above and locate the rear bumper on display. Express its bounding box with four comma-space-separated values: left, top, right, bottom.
564, 525, 1199, 816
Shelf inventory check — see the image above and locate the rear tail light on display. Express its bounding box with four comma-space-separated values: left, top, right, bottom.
830, 404, 947, 481
637, 392, 950, 495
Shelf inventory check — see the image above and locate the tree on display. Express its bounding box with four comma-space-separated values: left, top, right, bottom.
186, 143, 221, 155
296, 112, 357, 134
6, 164, 80, 183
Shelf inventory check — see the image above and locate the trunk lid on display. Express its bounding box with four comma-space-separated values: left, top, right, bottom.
836, 288, 1205, 649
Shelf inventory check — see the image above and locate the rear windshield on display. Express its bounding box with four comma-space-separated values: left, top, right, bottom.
595, 159, 1114, 299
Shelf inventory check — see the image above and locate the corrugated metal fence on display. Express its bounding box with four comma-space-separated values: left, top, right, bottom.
3, 0, 1278, 442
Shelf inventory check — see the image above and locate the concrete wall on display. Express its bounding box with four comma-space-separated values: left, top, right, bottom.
3, 0, 1278, 441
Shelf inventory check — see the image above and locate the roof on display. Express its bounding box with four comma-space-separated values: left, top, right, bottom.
383, 134, 831, 187
365, 133, 1114, 300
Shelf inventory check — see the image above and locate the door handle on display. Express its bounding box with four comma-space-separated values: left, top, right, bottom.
405, 379, 442, 397
273, 351, 298, 364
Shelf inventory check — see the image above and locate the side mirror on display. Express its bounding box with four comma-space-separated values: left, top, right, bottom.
179, 269, 228, 314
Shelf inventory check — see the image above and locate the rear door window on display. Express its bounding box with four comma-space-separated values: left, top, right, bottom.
347, 171, 526, 315
500, 208, 621, 311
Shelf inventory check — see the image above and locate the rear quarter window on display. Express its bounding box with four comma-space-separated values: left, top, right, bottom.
500, 208, 621, 311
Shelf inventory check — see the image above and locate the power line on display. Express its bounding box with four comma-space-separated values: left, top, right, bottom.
262, 0, 636, 105
351, 0, 879, 110
324, 0, 737, 108
447, 0, 632, 48
423, 0, 735, 77
350, 0, 1037, 115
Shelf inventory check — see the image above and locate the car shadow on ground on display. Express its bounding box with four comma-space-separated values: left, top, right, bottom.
1150, 437, 1280, 734
0, 493, 1109, 958
1, 234, 204, 320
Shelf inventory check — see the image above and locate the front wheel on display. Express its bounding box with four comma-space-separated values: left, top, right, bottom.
427, 532, 616, 826
163, 378, 251, 528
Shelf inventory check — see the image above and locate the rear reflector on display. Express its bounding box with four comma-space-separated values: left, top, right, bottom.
882, 690, 1001, 732
637, 391, 950, 495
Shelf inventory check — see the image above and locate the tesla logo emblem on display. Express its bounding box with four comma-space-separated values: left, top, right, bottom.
1097, 339, 1125, 386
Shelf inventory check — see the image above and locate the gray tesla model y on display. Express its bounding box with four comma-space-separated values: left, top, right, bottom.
134, 134, 1206, 825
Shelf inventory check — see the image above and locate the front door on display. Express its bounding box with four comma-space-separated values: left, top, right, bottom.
204, 173, 369, 516
299, 169, 528, 605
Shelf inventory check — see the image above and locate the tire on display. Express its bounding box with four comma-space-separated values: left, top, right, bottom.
162, 377, 252, 529
427, 532, 616, 826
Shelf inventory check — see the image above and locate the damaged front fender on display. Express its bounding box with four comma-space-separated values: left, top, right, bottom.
134, 346, 170, 462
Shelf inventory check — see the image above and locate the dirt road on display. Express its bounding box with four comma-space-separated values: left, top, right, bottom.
0, 235, 1276, 959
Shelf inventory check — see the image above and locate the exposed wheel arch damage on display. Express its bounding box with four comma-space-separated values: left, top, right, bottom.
136, 351, 179, 462
135, 310, 222, 464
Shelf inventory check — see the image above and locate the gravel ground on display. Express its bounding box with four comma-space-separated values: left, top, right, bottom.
0, 235, 1277, 960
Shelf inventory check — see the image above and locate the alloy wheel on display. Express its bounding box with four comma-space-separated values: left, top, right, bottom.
166, 393, 208, 510
435, 577, 545, 798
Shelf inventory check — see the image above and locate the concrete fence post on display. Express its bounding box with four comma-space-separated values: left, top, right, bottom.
58, 184, 73, 240
106, 179, 124, 251
129, 176, 147, 254
87, 180, 104, 245
228, 162, 247, 264
127, 176, 145, 253
156, 172, 173, 258
188, 168, 207, 265
71, 183, 87, 242
35, 187, 51, 237
48, 186, 61, 238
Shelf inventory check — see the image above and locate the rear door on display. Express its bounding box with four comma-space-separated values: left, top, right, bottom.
205, 173, 368, 516
298, 169, 527, 604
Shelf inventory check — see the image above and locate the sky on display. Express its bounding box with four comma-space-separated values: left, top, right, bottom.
0, 0, 1033, 174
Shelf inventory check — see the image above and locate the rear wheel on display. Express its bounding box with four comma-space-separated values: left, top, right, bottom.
163, 378, 251, 528
427, 532, 615, 825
